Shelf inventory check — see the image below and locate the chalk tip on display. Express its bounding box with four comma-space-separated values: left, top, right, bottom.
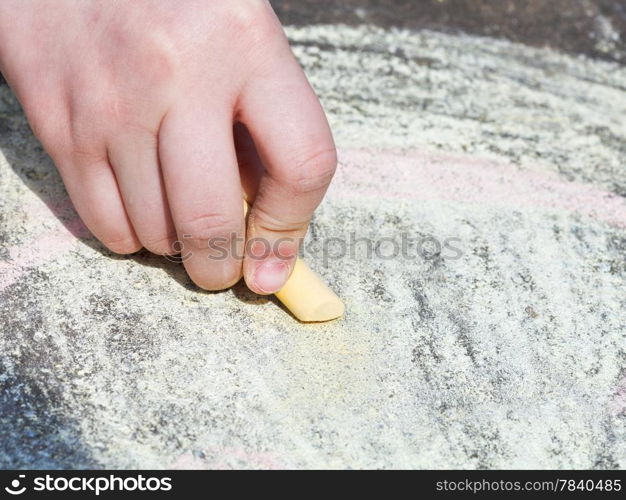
297, 299, 345, 323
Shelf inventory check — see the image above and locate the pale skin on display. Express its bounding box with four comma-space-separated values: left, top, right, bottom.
0, 0, 337, 294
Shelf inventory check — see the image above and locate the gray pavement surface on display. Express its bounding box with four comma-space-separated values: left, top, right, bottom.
1, 3, 625, 469
274, 0, 626, 63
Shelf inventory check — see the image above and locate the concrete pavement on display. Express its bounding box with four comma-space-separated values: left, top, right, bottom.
1, 6, 625, 469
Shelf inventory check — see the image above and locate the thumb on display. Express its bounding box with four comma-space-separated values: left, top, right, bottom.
239, 35, 337, 295
244, 145, 336, 294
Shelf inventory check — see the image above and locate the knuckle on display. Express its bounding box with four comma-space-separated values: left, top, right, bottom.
285, 148, 338, 195
252, 206, 309, 234
177, 213, 240, 249
118, 27, 178, 86
105, 94, 139, 127
227, 0, 271, 31
226, 0, 276, 45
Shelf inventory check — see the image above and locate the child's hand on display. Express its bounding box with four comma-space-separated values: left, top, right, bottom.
0, 0, 337, 294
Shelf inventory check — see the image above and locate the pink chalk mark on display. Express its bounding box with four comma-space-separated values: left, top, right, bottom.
0, 227, 81, 292
2, 148, 625, 291
331, 149, 626, 227
0, 196, 90, 292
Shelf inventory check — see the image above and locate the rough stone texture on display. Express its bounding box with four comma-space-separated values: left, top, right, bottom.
1, 25, 625, 469
273, 0, 626, 63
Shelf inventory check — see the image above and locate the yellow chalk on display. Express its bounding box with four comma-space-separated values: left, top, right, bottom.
243, 200, 344, 322
275, 258, 345, 322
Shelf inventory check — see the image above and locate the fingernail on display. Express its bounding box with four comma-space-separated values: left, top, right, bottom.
253, 259, 290, 294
